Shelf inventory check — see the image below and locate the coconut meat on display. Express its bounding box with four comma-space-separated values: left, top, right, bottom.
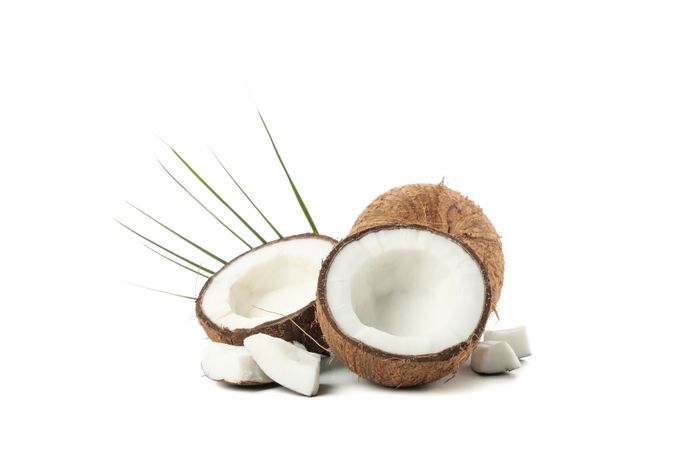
244, 334, 321, 397
201, 237, 334, 330
325, 228, 486, 355
470, 340, 520, 374
484, 326, 531, 358
201, 341, 272, 384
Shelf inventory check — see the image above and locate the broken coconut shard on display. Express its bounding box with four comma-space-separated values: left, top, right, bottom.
196, 234, 336, 354
484, 326, 531, 359
316, 224, 493, 387
201, 341, 272, 385
244, 334, 322, 397
350, 182, 504, 314
470, 340, 520, 375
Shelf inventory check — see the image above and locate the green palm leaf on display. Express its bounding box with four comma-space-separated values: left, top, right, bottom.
142, 244, 209, 278
158, 161, 253, 249
115, 220, 216, 274
127, 202, 226, 265
257, 109, 318, 233
127, 282, 196, 300
157, 138, 266, 244
209, 147, 283, 239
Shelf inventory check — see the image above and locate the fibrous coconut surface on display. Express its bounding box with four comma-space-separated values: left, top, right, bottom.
350, 183, 504, 312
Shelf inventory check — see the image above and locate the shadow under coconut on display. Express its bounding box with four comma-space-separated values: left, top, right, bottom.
214, 380, 279, 392
351, 362, 521, 395
431, 363, 521, 394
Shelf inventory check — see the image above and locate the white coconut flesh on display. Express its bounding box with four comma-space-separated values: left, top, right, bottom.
325, 228, 486, 356
470, 340, 521, 374
201, 341, 272, 384
484, 326, 531, 358
201, 237, 334, 330
244, 334, 322, 397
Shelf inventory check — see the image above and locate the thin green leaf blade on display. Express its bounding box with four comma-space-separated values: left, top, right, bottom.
257, 109, 318, 233
127, 282, 196, 300
158, 161, 253, 249
209, 147, 283, 239
127, 202, 227, 264
157, 138, 266, 244
142, 244, 209, 278
115, 219, 216, 274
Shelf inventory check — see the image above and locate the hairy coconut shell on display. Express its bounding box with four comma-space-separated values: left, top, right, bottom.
196, 234, 336, 354
316, 224, 492, 387
350, 183, 504, 312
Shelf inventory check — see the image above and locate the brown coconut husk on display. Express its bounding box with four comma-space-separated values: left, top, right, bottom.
196, 233, 336, 355
350, 182, 504, 312
316, 224, 492, 387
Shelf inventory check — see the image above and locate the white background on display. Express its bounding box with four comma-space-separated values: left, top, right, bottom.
1, 1, 674, 448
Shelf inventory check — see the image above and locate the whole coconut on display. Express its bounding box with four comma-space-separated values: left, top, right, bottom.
350, 182, 504, 312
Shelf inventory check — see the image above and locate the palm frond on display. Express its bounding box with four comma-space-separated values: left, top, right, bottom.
127, 282, 196, 300
257, 109, 318, 233
127, 202, 227, 265
157, 138, 267, 244
142, 244, 209, 278
209, 146, 283, 239
158, 161, 253, 249
115, 220, 216, 274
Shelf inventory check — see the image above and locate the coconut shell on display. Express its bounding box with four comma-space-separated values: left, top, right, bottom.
196, 234, 336, 355
350, 182, 504, 312
316, 224, 492, 387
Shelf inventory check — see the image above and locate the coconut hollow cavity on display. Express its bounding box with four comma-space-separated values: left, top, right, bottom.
197, 234, 336, 354
316, 225, 492, 387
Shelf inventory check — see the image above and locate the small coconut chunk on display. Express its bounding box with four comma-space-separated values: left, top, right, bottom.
201, 341, 272, 385
244, 334, 321, 397
484, 326, 531, 358
471, 341, 521, 375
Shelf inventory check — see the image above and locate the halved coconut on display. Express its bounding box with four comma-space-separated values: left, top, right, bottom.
196, 234, 336, 354
316, 224, 492, 387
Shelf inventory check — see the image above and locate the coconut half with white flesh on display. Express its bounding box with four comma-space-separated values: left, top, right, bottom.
316, 224, 492, 387
196, 234, 336, 354
201, 341, 272, 385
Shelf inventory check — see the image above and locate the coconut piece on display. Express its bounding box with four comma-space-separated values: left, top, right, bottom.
196, 234, 336, 354
316, 224, 492, 387
350, 183, 504, 312
201, 341, 272, 385
244, 333, 322, 397
470, 340, 520, 374
484, 326, 531, 358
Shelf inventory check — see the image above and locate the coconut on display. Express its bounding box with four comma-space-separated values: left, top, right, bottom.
316, 224, 492, 387
470, 340, 520, 375
484, 326, 531, 359
196, 234, 336, 354
244, 334, 322, 397
350, 182, 504, 312
201, 341, 272, 385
